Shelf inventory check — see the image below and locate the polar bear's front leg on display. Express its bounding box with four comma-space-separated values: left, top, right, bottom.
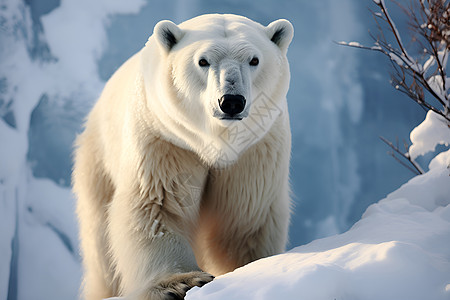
107, 146, 212, 299
108, 191, 213, 299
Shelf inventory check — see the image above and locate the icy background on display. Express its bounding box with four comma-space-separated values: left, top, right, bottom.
0, 0, 436, 299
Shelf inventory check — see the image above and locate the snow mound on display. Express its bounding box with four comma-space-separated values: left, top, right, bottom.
409, 110, 450, 161
186, 149, 450, 300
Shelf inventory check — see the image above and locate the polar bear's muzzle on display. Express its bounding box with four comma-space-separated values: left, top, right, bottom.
216, 94, 246, 120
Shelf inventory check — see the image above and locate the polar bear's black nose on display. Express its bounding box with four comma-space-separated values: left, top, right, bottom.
218, 94, 246, 116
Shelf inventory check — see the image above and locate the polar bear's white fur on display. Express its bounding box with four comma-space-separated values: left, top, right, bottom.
73, 14, 293, 300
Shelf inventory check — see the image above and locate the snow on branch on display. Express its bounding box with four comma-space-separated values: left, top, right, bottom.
340, 0, 450, 173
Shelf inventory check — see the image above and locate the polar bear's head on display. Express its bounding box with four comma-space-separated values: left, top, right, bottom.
142, 14, 293, 167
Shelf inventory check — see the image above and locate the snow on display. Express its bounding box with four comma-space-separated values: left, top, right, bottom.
185, 149, 450, 300
40, 0, 145, 93
427, 75, 447, 101
348, 41, 362, 47
438, 50, 448, 72
0, 0, 145, 299
389, 52, 404, 66
409, 110, 450, 161
337, 41, 365, 49
423, 55, 436, 73
18, 177, 81, 300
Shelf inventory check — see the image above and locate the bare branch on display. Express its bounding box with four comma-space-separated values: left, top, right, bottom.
334, 41, 384, 53
339, 0, 450, 174
379, 136, 424, 174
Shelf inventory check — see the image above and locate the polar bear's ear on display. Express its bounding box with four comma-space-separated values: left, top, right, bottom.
153, 20, 185, 53
266, 19, 294, 52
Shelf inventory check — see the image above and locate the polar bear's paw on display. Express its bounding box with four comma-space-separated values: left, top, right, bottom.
151, 271, 214, 300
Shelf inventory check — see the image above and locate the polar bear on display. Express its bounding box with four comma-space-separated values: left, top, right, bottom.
73, 14, 293, 300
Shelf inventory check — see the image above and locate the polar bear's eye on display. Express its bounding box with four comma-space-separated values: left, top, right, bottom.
249, 57, 259, 66
198, 58, 210, 67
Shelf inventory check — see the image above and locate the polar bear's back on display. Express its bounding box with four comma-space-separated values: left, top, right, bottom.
77, 52, 144, 179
